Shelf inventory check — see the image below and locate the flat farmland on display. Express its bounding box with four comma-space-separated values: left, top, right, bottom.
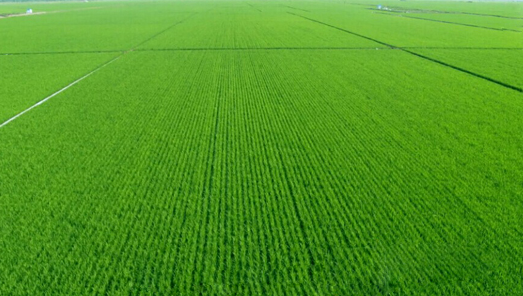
0, 53, 118, 122
0, 1, 522, 295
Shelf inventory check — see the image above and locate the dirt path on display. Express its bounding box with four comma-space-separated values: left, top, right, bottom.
0, 11, 46, 19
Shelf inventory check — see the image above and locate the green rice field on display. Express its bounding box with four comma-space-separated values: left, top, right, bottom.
1, 0, 522, 294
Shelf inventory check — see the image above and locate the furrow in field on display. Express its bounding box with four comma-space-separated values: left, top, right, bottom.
238, 49, 522, 293
245, 50, 432, 292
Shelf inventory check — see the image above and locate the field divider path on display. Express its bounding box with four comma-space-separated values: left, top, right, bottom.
360, 5, 523, 20
246, 3, 261, 13
135, 46, 523, 52
1, 49, 126, 56
289, 12, 523, 93
0, 12, 199, 130
400, 49, 523, 92
0, 55, 122, 129
374, 11, 522, 32
281, 4, 310, 12
136, 47, 392, 51
288, 12, 398, 48
399, 8, 523, 20
3, 47, 522, 56
130, 13, 198, 50
401, 47, 523, 50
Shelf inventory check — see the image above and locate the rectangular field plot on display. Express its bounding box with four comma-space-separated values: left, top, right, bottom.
0, 3, 196, 53
1, 49, 522, 295
292, 5, 523, 48
0, 53, 118, 123
409, 49, 523, 90
138, 6, 383, 49
398, 13, 523, 32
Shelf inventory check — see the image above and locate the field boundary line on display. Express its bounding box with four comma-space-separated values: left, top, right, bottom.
0, 11, 46, 19
1, 13, 199, 56
131, 46, 523, 52
130, 13, 198, 49
401, 49, 523, 92
402, 47, 523, 50
3, 47, 522, 56
374, 11, 521, 32
281, 4, 310, 12
0, 12, 197, 130
288, 12, 397, 48
289, 12, 523, 93
1, 50, 125, 56
135, 46, 392, 52
365, 6, 523, 20
246, 3, 261, 13
0, 55, 121, 129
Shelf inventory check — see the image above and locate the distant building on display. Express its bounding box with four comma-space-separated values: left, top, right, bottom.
377, 5, 382, 9
26, 8, 33, 14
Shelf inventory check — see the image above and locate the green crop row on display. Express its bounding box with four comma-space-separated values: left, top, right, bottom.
1, 48, 522, 294
1, 1, 522, 295
137, 6, 381, 50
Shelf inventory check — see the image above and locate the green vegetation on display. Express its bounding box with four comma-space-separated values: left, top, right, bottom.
394, 12, 523, 31
0, 1, 522, 295
409, 49, 523, 90
0, 53, 118, 121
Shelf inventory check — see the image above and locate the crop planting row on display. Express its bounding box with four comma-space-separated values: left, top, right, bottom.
138, 6, 381, 50
1, 48, 522, 294
1, 1, 523, 295
0, 4, 195, 53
